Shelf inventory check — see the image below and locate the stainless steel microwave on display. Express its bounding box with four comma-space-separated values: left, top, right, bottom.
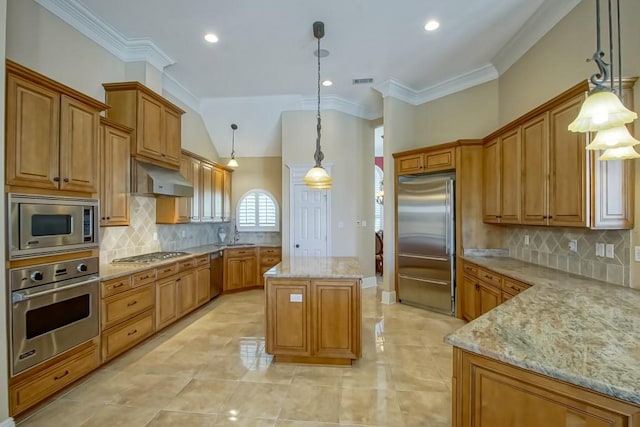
8, 193, 99, 260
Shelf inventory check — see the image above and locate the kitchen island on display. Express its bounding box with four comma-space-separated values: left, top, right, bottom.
264, 256, 362, 365
446, 257, 640, 426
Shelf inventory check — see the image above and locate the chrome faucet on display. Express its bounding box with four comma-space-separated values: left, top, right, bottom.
233, 223, 240, 245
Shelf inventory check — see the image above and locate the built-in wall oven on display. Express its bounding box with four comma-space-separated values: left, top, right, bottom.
8, 193, 99, 260
9, 257, 100, 376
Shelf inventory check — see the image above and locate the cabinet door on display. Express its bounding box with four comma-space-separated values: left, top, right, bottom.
549, 96, 587, 227
521, 114, 549, 225
6, 74, 60, 190
477, 281, 500, 317
424, 147, 455, 173
196, 265, 210, 306
189, 157, 201, 222
590, 151, 634, 229
242, 256, 258, 288
136, 92, 164, 161
460, 275, 478, 321
226, 258, 244, 290
177, 156, 192, 222
213, 167, 224, 221
162, 108, 182, 167
177, 270, 197, 316
223, 170, 232, 221
500, 128, 521, 223
483, 139, 501, 223
59, 95, 99, 192
100, 123, 130, 226
156, 277, 177, 331
396, 154, 423, 174
312, 280, 360, 359
200, 163, 214, 221
265, 280, 311, 356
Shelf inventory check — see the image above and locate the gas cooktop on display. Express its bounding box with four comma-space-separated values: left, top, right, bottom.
111, 251, 191, 264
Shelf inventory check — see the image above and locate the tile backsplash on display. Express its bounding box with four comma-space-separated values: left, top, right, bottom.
506, 227, 631, 286
100, 196, 281, 263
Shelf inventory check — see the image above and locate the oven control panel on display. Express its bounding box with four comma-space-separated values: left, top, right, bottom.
10, 257, 99, 291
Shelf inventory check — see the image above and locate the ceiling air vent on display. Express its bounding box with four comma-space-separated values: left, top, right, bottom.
352, 78, 374, 85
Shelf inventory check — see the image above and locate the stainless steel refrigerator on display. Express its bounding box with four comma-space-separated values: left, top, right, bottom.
397, 173, 455, 315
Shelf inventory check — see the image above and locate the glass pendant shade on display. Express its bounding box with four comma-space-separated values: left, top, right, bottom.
227, 157, 239, 168
302, 166, 332, 189
568, 91, 638, 133
585, 125, 640, 150
599, 145, 640, 160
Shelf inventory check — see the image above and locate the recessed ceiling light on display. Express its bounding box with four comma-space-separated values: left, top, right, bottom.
204, 33, 219, 43
424, 20, 440, 31
322, 80, 333, 87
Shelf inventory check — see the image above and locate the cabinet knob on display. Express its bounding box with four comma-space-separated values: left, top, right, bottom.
107, 217, 111, 220
63, 178, 69, 182
53, 177, 60, 182
295, 244, 300, 248
475, 284, 480, 291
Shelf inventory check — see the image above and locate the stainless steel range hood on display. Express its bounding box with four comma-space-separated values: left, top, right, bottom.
131, 159, 194, 197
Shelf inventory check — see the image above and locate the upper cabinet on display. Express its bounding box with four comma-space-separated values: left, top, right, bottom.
99, 118, 133, 226
482, 80, 636, 229
103, 82, 185, 170
6, 60, 108, 194
395, 146, 456, 175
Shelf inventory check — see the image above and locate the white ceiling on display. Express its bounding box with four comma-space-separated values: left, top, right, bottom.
37, 0, 580, 157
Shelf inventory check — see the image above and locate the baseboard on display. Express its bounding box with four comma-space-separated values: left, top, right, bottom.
0, 417, 16, 427
361, 276, 377, 288
381, 290, 396, 305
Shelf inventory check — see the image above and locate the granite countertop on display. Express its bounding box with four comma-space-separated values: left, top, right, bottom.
447, 256, 640, 405
264, 256, 363, 279
99, 243, 281, 280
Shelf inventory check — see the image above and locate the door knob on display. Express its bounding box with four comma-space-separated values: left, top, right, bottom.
295, 244, 300, 248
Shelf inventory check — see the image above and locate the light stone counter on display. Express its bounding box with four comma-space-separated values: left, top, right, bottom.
447, 256, 640, 405
264, 256, 363, 279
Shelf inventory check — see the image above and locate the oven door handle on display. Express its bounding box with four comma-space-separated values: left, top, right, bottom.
12, 277, 98, 303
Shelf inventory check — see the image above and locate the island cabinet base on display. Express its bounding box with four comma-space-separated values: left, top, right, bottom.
452, 348, 640, 427
265, 278, 361, 365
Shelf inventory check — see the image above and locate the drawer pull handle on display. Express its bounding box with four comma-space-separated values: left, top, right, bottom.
139, 275, 149, 280
128, 329, 138, 336
54, 370, 69, 381
113, 283, 125, 289
510, 286, 519, 291
127, 301, 138, 307
163, 268, 172, 273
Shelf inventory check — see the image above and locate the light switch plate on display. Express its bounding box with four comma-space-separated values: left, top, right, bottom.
595, 243, 605, 257
635, 246, 640, 262
568, 239, 578, 252
605, 244, 615, 259
362, 220, 367, 227
524, 235, 530, 247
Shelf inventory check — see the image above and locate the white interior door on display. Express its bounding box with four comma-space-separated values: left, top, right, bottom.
293, 184, 327, 256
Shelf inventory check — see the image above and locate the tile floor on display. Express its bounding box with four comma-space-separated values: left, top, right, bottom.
18, 285, 465, 427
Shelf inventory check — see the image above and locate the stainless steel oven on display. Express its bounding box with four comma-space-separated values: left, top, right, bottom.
9, 257, 100, 376
8, 193, 99, 260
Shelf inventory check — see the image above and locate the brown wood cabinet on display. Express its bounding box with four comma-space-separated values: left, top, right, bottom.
265, 278, 361, 365
223, 169, 232, 221
521, 113, 549, 225
482, 139, 501, 223
452, 348, 640, 427
224, 247, 259, 291
6, 61, 107, 194
395, 147, 456, 175
500, 128, 521, 223
259, 247, 282, 285
99, 118, 132, 226
103, 82, 185, 170
196, 256, 211, 305
155, 275, 178, 331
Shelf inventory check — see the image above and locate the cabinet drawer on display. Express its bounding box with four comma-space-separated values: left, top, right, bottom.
156, 263, 178, 280
132, 269, 156, 287
261, 256, 281, 266
10, 344, 98, 416
196, 255, 210, 266
226, 248, 256, 258
478, 268, 502, 288
102, 284, 154, 329
462, 263, 479, 278
260, 247, 282, 256
502, 277, 530, 296
101, 275, 132, 298
178, 259, 196, 271
102, 310, 154, 362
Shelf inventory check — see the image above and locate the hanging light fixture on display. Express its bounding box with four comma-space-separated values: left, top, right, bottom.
302, 21, 332, 190
568, 0, 637, 139
227, 123, 239, 168
375, 181, 384, 205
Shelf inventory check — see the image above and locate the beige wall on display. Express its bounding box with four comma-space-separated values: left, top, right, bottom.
414, 80, 499, 146
281, 110, 375, 278
0, 0, 8, 421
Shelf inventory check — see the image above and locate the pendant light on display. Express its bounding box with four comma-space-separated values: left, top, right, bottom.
568, 0, 637, 139
302, 21, 332, 190
227, 123, 239, 168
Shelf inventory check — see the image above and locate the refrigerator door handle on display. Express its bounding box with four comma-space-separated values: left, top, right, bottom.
398, 253, 448, 262
445, 180, 451, 255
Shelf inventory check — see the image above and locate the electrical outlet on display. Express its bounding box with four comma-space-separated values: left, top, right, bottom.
595, 242, 605, 257
181, 230, 186, 238
524, 235, 530, 247
568, 239, 578, 252
605, 244, 615, 259
338, 221, 344, 229
153, 232, 158, 241
362, 220, 367, 227
635, 246, 640, 262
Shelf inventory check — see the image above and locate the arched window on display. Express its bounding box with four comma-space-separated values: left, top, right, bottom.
236, 190, 280, 232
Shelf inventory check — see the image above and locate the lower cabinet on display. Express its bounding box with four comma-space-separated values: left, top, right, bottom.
177, 269, 197, 317
196, 258, 211, 305
259, 246, 282, 286
156, 276, 178, 331
102, 311, 154, 362
224, 247, 258, 291
453, 348, 640, 427
265, 278, 361, 364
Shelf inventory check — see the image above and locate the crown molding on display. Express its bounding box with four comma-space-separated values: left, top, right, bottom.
35, 0, 174, 71
300, 95, 380, 120
162, 73, 201, 114
492, 0, 581, 74
373, 63, 498, 106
